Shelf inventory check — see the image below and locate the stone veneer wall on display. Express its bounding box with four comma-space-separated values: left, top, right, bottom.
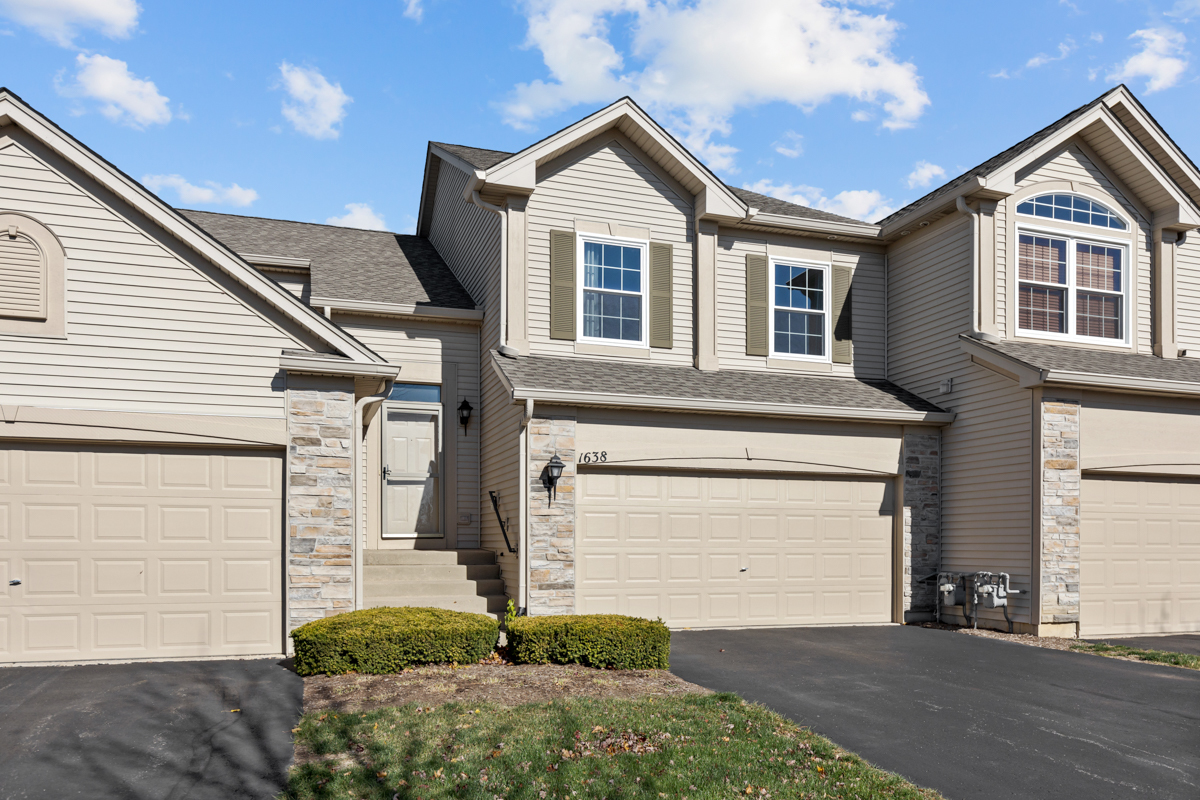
286, 376, 356, 633
902, 431, 942, 616
1040, 398, 1081, 625
526, 414, 576, 615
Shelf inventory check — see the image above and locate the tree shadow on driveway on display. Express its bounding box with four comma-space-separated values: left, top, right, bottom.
0, 658, 303, 800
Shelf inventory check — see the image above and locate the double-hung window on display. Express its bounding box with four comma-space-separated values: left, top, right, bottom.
578, 236, 646, 345
770, 260, 829, 360
1016, 193, 1128, 343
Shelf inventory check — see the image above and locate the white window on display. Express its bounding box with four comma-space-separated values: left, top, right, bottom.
577, 234, 647, 346
1017, 193, 1127, 231
770, 259, 831, 361
1017, 231, 1127, 341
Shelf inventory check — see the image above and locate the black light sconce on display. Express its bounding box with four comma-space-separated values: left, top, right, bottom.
543, 453, 565, 503
457, 398, 473, 434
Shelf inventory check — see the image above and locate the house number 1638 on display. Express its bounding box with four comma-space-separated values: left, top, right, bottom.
579, 451, 607, 464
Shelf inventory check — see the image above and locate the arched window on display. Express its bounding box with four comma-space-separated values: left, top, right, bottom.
1016, 193, 1127, 230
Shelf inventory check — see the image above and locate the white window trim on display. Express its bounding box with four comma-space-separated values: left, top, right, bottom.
1015, 192, 1129, 233
381, 400, 444, 539
575, 231, 649, 349
1015, 223, 1131, 346
768, 257, 833, 364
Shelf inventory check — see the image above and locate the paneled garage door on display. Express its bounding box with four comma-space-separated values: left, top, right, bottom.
575, 470, 894, 628
1081, 476, 1200, 636
0, 443, 284, 663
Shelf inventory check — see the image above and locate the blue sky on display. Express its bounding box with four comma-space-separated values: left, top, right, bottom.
2, 0, 1200, 229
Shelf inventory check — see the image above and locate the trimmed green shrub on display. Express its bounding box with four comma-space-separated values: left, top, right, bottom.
290, 607, 499, 676
507, 614, 670, 669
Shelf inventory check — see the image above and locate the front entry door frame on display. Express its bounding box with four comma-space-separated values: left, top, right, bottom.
381, 401, 445, 545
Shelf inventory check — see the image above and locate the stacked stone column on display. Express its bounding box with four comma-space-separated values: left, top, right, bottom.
285, 377, 355, 633
527, 414, 576, 615
902, 431, 941, 616
1040, 398, 1081, 626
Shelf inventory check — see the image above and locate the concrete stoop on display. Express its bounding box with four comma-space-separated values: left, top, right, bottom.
363, 549, 508, 618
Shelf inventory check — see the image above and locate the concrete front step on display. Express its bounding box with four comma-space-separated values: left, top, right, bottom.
364, 549, 496, 566
364, 564, 500, 582
364, 578, 506, 598
365, 595, 508, 615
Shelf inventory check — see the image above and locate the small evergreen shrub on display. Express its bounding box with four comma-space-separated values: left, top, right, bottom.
507, 614, 670, 669
290, 607, 499, 676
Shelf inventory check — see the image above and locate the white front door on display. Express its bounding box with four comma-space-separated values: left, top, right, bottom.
383, 408, 442, 540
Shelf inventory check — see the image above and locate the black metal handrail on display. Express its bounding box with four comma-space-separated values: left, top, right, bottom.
488, 490, 518, 554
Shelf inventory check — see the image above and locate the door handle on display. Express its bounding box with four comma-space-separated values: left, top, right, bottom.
9, 579, 20, 586
382, 465, 391, 478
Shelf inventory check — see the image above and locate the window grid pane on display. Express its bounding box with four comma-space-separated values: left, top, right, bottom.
774, 309, 824, 356
582, 241, 643, 342
1018, 234, 1067, 284
1077, 292, 1121, 339
1019, 285, 1066, 333
774, 264, 824, 310
583, 290, 641, 342
1016, 194, 1127, 230
1076, 243, 1122, 292
584, 242, 641, 293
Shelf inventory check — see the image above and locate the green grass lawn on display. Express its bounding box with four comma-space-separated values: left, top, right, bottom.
1069, 641, 1200, 670
286, 693, 941, 800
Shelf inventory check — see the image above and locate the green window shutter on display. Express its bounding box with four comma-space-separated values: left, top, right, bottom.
745, 253, 769, 356
832, 264, 854, 364
648, 242, 673, 348
549, 229, 576, 340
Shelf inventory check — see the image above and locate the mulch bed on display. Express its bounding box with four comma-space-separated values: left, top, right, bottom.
302, 661, 711, 715
918, 621, 1080, 652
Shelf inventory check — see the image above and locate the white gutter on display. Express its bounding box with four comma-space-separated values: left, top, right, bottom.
353, 379, 394, 611
308, 296, 483, 324
466, 174, 519, 358
956, 196, 1001, 345
518, 398, 534, 613
279, 353, 400, 379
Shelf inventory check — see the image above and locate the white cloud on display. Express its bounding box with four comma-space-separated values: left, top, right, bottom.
57, 53, 170, 128
277, 62, 352, 140
906, 160, 945, 189
501, 0, 929, 173
773, 131, 803, 158
326, 203, 388, 230
142, 174, 258, 207
1026, 38, 1076, 69
1090, 32, 1103, 44
1108, 28, 1188, 93
0, 0, 138, 47
744, 178, 896, 223
402, 0, 423, 21
1167, 1, 1200, 22
990, 68, 1011, 79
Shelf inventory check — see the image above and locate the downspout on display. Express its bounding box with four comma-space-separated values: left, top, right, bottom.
883, 252, 889, 381
467, 174, 519, 358
353, 378, 394, 611
518, 398, 534, 613
956, 197, 1001, 344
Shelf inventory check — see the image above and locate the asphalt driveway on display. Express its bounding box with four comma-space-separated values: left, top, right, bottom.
1088, 633, 1200, 656
0, 658, 303, 800
671, 626, 1200, 800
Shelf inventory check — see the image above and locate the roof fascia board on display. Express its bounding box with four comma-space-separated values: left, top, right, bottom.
428, 143, 490, 183
742, 211, 881, 239
1105, 88, 1200, 204
991, 104, 1200, 226
310, 296, 483, 323
879, 176, 988, 239
0, 93, 382, 364
958, 336, 1046, 387
489, 356, 952, 425
481, 99, 747, 220
240, 253, 311, 269
279, 353, 400, 379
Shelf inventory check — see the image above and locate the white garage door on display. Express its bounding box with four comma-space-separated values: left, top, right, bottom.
576, 470, 894, 628
1081, 476, 1200, 637
0, 443, 284, 663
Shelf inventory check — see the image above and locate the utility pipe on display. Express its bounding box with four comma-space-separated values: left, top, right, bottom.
468, 183, 519, 358
956, 196, 1001, 344
353, 378, 394, 611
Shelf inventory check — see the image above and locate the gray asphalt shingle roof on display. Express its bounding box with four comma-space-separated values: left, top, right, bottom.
431, 141, 860, 225
876, 90, 1111, 227
971, 337, 1200, 384
492, 352, 946, 415
181, 210, 475, 310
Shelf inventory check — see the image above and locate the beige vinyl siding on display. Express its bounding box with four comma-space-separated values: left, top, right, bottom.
1177, 236, 1200, 353
715, 233, 886, 378
1014, 145, 1152, 352
0, 138, 304, 418
427, 160, 499, 307
337, 315, 482, 546
527, 140, 694, 365
888, 215, 1035, 624
261, 271, 310, 304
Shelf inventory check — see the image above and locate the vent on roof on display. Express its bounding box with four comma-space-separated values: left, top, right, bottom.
0, 228, 46, 320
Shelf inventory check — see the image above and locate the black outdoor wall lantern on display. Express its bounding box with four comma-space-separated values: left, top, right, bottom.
457, 398, 473, 433
544, 453, 565, 503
